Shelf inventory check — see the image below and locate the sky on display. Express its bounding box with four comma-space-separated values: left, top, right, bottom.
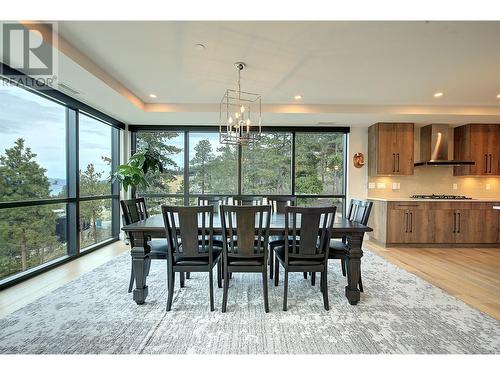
0, 83, 112, 181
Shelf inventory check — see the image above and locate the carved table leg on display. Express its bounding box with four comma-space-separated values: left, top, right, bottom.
345, 234, 363, 305
131, 233, 151, 305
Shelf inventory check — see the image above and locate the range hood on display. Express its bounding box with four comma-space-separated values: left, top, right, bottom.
414, 124, 475, 167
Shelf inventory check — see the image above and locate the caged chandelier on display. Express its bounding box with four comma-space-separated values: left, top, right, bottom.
219, 62, 262, 145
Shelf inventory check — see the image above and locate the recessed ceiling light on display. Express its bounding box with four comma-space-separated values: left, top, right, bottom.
294, 94, 302, 100
433, 92, 444, 98
194, 43, 206, 50
149, 94, 157, 99
497, 94, 500, 99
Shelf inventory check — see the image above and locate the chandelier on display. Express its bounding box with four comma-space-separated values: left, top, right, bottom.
219, 62, 262, 145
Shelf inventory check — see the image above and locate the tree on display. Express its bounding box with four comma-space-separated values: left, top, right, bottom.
190, 140, 214, 194
0, 139, 60, 277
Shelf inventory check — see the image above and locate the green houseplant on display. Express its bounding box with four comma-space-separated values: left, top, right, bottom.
112, 148, 164, 194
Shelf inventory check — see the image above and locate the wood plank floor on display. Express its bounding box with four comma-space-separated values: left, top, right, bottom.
0, 241, 129, 319
364, 240, 500, 321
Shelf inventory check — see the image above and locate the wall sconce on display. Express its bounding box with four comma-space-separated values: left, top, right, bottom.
353, 152, 365, 168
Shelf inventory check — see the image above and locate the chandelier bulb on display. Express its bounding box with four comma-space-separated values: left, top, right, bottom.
240, 105, 245, 113
235, 112, 240, 119
228, 116, 233, 124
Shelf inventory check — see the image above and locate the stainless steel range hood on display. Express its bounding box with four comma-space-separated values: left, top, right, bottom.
414, 124, 475, 167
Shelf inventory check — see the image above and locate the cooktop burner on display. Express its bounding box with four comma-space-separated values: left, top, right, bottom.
410, 194, 473, 200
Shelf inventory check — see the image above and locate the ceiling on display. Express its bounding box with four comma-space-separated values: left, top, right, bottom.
5, 21, 500, 126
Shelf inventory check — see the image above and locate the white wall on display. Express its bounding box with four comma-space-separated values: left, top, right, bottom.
347, 127, 369, 201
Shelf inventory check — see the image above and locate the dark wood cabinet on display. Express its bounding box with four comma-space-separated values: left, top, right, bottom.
454, 124, 500, 176
368, 122, 414, 176
369, 200, 500, 246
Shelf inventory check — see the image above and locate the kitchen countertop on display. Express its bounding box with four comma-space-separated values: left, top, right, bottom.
367, 197, 500, 202
493, 206, 500, 210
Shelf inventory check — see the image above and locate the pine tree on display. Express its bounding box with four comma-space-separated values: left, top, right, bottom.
0, 139, 60, 277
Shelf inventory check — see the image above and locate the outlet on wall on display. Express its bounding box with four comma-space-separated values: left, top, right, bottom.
392, 182, 401, 190
368, 182, 376, 189
376, 182, 386, 189
452, 183, 458, 190
486, 183, 491, 190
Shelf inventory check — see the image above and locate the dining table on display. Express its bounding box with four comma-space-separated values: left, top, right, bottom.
121, 213, 373, 306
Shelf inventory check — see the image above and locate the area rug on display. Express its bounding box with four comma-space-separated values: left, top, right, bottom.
0, 250, 499, 354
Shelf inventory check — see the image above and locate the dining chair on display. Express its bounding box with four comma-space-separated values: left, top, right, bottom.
197, 196, 228, 213
232, 196, 263, 206
220, 204, 271, 313
328, 199, 373, 292
266, 196, 297, 279
162, 205, 223, 311
121, 198, 168, 293
274, 206, 336, 311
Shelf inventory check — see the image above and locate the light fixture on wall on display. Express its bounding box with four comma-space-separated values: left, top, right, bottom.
219, 62, 262, 146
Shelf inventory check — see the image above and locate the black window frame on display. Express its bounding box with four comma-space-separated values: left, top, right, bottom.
0, 63, 124, 289
130, 125, 349, 212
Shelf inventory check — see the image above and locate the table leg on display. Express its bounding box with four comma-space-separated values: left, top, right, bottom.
131, 233, 151, 305
345, 234, 363, 305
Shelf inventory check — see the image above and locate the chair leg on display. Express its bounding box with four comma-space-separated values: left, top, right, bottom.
269, 246, 274, 279
166, 268, 175, 311
262, 267, 269, 313
320, 272, 324, 293
186, 272, 191, 279
341, 258, 346, 276
322, 271, 329, 311
180, 272, 185, 288
274, 256, 279, 286
311, 272, 316, 286
222, 268, 229, 313
229, 272, 233, 279
303, 272, 307, 279
359, 274, 364, 293
283, 270, 289, 311
128, 267, 134, 293
209, 269, 214, 311
217, 259, 222, 288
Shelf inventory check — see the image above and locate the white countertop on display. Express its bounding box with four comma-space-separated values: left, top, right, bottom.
368, 197, 500, 202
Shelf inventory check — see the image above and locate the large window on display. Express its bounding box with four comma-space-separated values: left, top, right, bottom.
0, 68, 122, 288
132, 128, 347, 215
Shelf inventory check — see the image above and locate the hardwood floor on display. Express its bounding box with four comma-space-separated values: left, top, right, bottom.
364, 240, 500, 321
0, 241, 129, 318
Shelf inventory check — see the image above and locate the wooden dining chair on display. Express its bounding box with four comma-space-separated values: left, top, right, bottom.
220, 204, 271, 313
232, 196, 263, 206
162, 205, 223, 311
197, 196, 228, 213
328, 199, 373, 292
121, 198, 168, 293
266, 196, 297, 279
274, 206, 336, 311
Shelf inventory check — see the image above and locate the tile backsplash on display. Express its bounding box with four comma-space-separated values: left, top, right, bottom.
368, 167, 500, 198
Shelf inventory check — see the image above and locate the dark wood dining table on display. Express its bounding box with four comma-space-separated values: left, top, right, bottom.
121, 213, 372, 306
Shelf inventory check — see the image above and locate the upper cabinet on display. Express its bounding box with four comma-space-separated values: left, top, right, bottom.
368, 122, 414, 176
454, 124, 500, 176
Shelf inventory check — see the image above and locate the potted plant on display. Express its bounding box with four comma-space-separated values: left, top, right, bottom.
112, 147, 164, 196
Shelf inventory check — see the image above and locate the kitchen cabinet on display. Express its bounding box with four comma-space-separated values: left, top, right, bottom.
454, 124, 500, 176
368, 122, 414, 176
368, 200, 500, 246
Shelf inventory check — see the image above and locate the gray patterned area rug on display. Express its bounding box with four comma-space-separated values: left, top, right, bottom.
0, 250, 499, 354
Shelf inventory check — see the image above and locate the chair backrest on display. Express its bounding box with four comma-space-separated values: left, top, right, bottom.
197, 196, 227, 213
284, 206, 336, 262
121, 198, 149, 225
347, 199, 373, 225
161, 205, 215, 262
232, 196, 263, 206
220, 205, 271, 257
266, 196, 296, 213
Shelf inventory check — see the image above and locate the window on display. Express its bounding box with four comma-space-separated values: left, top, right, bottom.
189, 133, 237, 195
0, 69, 122, 288
241, 133, 292, 195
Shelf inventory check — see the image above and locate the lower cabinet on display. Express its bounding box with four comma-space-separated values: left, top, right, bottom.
379, 201, 500, 245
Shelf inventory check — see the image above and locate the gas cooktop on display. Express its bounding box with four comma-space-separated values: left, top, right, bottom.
410, 194, 473, 200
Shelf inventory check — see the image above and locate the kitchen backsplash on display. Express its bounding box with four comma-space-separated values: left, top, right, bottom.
368, 167, 500, 198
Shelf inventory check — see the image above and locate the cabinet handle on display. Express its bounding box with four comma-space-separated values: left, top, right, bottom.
457, 212, 461, 233
484, 154, 488, 173
409, 212, 413, 233
397, 153, 400, 172
405, 212, 409, 232
489, 154, 492, 173
453, 212, 456, 233
392, 153, 396, 173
